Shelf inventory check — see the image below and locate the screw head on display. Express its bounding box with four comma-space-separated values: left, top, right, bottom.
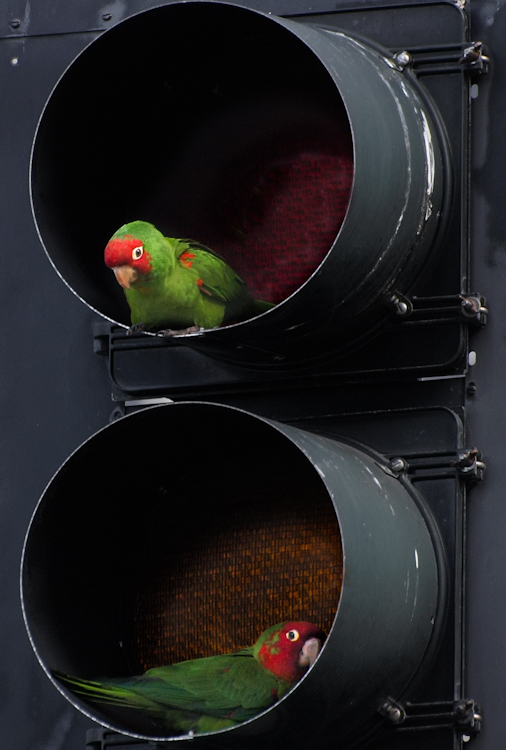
388, 707, 403, 723
390, 457, 406, 473
394, 50, 411, 68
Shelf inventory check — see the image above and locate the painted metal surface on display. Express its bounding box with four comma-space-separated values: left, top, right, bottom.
30, 2, 447, 365
3, 2, 502, 749
21, 402, 439, 747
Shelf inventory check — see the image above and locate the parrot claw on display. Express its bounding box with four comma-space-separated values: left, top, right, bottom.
156, 326, 203, 337
126, 322, 148, 336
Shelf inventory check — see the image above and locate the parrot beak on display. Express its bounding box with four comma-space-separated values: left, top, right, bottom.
113, 265, 138, 289
298, 637, 323, 669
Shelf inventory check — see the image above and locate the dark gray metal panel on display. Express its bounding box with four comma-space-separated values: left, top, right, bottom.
0, 0, 369, 38
0, 0, 463, 38
465, 2, 506, 749
0, 27, 113, 750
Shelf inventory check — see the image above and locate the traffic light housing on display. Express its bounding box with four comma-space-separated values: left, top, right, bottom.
7, 0, 488, 748
22, 401, 442, 746
30, 1, 452, 370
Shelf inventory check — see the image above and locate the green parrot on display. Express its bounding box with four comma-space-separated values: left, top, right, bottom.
104, 220, 274, 333
53, 621, 325, 735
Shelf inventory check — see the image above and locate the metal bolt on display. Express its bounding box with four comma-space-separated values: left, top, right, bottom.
389, 293, 411, 316
459, 41, 483, 64
394, 50, 411, 69
459, 295, 488, 321
9, 19, 21, 29
456, 448, 479, 469
388, 707, 403, 722
379, 698, 405, 725
102, 12, 112, 21
461, 296, 479, 313
390, 457, 406, 473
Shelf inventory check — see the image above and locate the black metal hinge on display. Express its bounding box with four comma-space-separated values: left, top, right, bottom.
379, 697, 482, 738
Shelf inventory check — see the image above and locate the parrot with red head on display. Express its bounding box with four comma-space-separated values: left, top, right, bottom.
104, 220, 274, 334
53, 621, 325, 735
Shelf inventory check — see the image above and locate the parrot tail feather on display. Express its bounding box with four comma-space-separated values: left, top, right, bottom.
252, 299, 276, 314
52, 670, 163, 713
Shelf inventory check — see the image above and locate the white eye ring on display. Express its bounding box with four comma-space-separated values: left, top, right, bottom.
286, 629, 300, 642
132, 245, 143, 261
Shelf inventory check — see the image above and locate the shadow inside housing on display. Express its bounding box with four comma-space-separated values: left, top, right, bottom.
30, 2, 353, 326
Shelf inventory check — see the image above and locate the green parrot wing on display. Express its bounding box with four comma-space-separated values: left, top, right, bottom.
141, 651, 279, 719
52, 670, 168, 716
54, 651, 273, 722
176, 241, 249, 305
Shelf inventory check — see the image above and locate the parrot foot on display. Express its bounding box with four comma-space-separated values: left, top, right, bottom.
156, 326, 203, 337
126, 322, 148, 336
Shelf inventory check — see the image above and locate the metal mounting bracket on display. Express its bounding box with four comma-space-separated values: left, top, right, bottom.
387, 447, 485, 484
385, 293, 488, 327
391, 40, 489, 77
379, 697, 482, 738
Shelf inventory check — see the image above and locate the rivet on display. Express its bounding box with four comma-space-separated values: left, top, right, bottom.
9, 19, 21, 29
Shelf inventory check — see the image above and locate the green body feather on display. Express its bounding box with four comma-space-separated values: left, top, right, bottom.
54, 650, 285, 733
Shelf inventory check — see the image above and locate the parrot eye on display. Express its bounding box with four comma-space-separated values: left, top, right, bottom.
132, 245, 144, 261
286, 629, 300, 642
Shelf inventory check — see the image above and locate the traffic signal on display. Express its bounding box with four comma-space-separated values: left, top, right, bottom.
30, 0, 459, 378
22, 401, 443, 746
9, 0, 489, 748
